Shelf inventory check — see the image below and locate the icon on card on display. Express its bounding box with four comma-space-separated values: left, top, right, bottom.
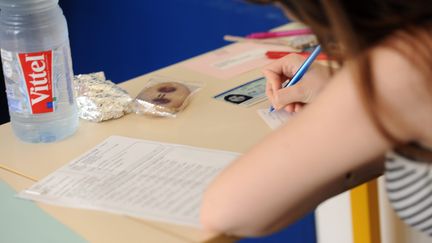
214, 77, 267, 107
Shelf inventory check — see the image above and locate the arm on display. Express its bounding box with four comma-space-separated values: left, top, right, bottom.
200, 45, 425, 236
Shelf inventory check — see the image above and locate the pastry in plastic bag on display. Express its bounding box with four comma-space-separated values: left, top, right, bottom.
134, 77, 201, 117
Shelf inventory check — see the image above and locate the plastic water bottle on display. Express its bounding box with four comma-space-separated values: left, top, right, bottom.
0, 0, 78, 143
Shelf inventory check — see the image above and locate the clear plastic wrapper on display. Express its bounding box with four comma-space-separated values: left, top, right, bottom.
74, 72, 133, 122
133, 76, 202, 118
288, 35, 318, 50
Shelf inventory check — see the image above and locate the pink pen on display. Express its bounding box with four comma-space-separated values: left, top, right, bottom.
246, 28, 313, 39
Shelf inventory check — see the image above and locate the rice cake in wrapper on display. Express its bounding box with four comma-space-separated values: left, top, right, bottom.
133, 76, 202, 118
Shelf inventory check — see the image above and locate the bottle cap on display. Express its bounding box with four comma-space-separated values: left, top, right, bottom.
0, 0, 58, 14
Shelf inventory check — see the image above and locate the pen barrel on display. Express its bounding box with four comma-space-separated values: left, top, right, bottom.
285, 45, 322, 87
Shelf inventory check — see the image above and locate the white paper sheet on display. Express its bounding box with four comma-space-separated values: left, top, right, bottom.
18, 136, 239, 227
182, 42, 295, 79
257, 108, 293, 130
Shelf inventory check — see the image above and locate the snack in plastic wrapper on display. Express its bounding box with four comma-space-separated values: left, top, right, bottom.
74, 72, 133, 122
134, 76, 202, 117
287, 35, 318, 50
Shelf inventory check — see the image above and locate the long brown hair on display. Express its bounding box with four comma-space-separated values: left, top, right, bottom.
250, 0, 432, 144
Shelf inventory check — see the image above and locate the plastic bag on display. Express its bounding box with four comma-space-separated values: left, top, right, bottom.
133, 76, 202, 118
74, 72, 133, 122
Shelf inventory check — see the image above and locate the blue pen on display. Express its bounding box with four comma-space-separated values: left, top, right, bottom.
269, 45, 322, 112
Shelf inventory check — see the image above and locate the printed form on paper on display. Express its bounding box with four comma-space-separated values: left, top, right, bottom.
18, 136, 239, 227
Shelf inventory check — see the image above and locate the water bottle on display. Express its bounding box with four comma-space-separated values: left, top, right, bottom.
0, 0, 78, 143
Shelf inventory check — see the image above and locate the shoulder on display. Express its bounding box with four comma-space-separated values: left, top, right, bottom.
367, 36, 432, 144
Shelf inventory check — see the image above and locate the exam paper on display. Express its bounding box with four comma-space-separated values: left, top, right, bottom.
18, 136, 239, 227
257, 108, 293, 130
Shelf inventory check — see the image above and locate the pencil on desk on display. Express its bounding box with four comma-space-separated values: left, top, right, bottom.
246, 28, 313, 39
223, 35, 302, 48
0, 164, 38, 182
269, 45, 322, 112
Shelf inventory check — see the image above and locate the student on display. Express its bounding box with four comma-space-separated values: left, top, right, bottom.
201, 0, 432, 237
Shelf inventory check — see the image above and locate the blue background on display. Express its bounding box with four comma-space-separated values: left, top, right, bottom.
59, 0, 288, 83
0, 0, 316, 242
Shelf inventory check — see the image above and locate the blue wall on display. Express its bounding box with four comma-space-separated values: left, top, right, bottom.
59, 0, 289, 83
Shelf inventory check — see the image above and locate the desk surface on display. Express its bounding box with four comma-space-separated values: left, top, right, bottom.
0, 23, 301, 242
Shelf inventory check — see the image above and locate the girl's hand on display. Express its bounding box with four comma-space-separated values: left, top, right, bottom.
264, 54, 331, 112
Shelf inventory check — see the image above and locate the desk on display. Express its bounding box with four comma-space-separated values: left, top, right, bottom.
0, 39, 276, 242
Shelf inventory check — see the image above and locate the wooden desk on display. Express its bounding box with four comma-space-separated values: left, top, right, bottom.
0, 48, 273, 243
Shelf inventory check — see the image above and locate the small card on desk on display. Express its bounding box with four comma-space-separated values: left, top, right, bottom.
257, 108, 293, 129
214, 77, 267, 107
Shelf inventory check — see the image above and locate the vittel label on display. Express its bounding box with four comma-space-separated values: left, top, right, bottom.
18, 51, 54, 114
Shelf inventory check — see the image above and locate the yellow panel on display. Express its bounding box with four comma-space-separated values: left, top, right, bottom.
350, 179, 381, 243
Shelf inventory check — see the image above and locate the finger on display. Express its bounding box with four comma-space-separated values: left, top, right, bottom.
294, 103, 304, 112
263, 54, 306, 87
265, 78, 274, 99
279, 54, 307, 75
274, 84, 307, 108
264, 69, 286, 108
283, 104, 295, 113
263, 68, 285, 94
